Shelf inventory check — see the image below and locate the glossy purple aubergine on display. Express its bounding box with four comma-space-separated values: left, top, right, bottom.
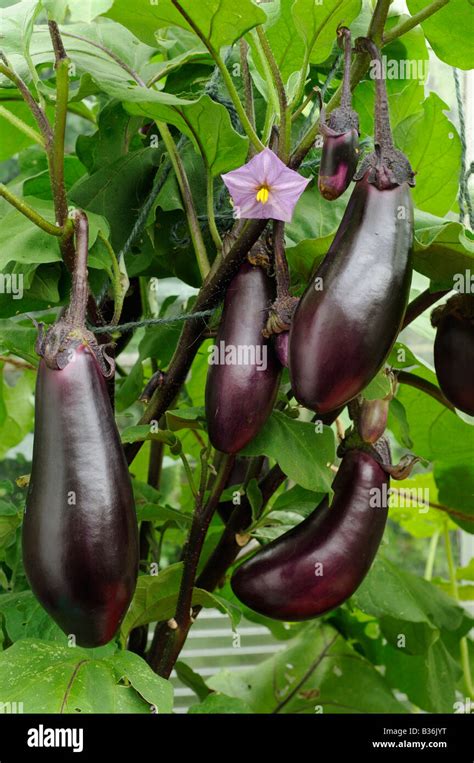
23, 345, 139, 647
432, 295, 474, 416
231, 445, 389, 620
205, 261, 281, 453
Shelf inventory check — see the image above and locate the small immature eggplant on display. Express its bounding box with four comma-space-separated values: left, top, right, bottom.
231, 442, 390, 620
318, 27, 359, 200
290, 37, 415, 414
358, 397, 390, 443
23, 212, 138, 648
432, 294, 474, 416
205, 260, 281, 454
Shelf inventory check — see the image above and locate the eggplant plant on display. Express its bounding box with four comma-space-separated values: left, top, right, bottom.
0, 0, 472, 726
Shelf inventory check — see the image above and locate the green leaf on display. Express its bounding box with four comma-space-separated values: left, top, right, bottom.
188, 693, 253, 714
0, 101, 54, 161
361, 369, 391, 400
292, 0, 362, 65
123, 95, 249, 177
105, 0, 267, 49
383, 638, 461, 713
209, 621, 406, 713
109, 650, 173, 712
0, 369, 35, 459
412, 210, 474, 289
23, 156, 87, 199
121, 564, 240, 636
387, 472, 454, 537
246, 478, 263, 524
166, 407, 206, 432
43, 0, 114, 24
69, 148, 160, 251
0, 639, 173, 713
115, 360, 144, 413
174, 661, 211, 702
407, 0, 474, 70
242, 410, 335, 494
434, 462, 474, 533
0, 591, 66, 645
353, 556, 471, 652
395, 93, 461, 216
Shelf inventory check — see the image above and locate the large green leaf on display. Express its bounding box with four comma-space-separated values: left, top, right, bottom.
0, 640, 173, 713
0, 591, 66, 645
209, 621, 406, 713
434, 462, 474, 534
353, 556, 471, 655
395, 93, 461, 217
412, 211, 474, 289
69, 148, 159, 251
242, 410, 335, 493
0, 101, 55, 162
407, 0, 474, 70
105, 0, 267, 49
292, 0, 362, 65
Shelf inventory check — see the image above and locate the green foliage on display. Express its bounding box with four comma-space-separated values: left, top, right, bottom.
0, 0, 472, 717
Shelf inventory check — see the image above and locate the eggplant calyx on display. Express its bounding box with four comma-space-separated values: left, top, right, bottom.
263, 295, 299, 337
431, 293, 474, 328
355, 143, 415, 189
246, 239, 271, 271
380, 454, 422, 481
36, 319, 115, 377
321, 105, 359, 137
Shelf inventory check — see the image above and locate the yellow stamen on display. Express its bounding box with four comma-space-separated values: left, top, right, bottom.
256, 185, 270, 204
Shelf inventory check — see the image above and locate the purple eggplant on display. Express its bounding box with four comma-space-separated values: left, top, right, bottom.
231, 444, 389, 620
22, 211, 138, 647
432, 294, 474, 416
290, 38, 415, 414
273, 330, 289, 367
358, 397, 390, 443
318, 27, 359, 200
205, 261, 281, 453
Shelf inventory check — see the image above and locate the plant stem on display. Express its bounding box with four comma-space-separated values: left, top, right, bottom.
66, 210, 89, 328
355, 37, 393, 150
396, 370, 455, 411
98, 232, 126, 325
256, 26, 290, 161
383, 0, 450, 44
179, 452, 198, 499
239, 38, 256, 142
206, 170, 222, 250
273, 220, 290, 297
156, 121, 210, 279
0, 61, 53, 145
402, 288, 450, 328
48, 21, 70, 233
291, 87, 319, 122
339, 27, 353, 110
170, 0, 263, 151
151, 454, 235, 677
444, 522, 474, 698
424, 530, 440, 581
0, 105, 44, 145
0, 184, 65, 235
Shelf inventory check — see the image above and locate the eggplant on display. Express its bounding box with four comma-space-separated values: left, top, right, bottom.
432, 294, 474, 416
22, 211, 138, 647
231, 444, 389, 620
290, 37, 415, 414
205, 261, 281, 453
318, 27, 359, 201
273, 330, 289, 367
359, 397, 390, 443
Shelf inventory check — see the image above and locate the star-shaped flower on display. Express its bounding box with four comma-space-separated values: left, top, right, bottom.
221, 148, 310, 222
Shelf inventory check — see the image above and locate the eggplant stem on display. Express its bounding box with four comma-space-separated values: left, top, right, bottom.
66, 210, 90, 328
355, 37, 394, 151
273, 220, 290, 298
338, 27, 353, 111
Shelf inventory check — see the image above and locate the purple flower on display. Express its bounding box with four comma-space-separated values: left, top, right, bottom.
221, 148, 310, 222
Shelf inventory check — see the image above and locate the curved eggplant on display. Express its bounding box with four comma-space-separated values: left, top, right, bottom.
23, 345, 139, 647
205, 262, 281, 453
231, 446, 388, 620
273, 331, 289, 367
318, 128, 359, 201
318, 27, 359, 200
433, 295, 474, 416
289, 175, 413, 413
